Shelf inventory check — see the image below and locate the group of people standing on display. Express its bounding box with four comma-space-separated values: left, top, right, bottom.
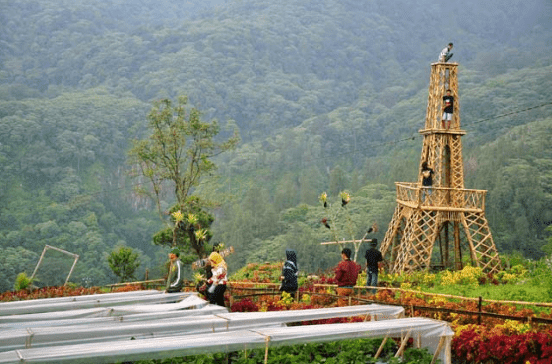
165, 242, 386, 308
165, 248, 228, 307
278, 244, 384, 307
334, 240, 384, 306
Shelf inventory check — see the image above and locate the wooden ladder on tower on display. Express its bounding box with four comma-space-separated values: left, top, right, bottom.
380, 62, 501, 274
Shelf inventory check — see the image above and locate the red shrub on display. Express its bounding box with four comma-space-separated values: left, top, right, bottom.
230, 298, 259, 312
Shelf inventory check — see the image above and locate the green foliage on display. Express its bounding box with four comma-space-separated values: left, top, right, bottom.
229, 262, 282, 283
378, 254, 552, 304
129, 96, 238, 261
1, 0, 552, 294
107, 246, 141, 283
14, 272, 33, 291
0, 247, 39, 293
129, 337, 437, 364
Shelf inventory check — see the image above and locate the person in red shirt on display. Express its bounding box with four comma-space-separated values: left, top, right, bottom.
334, 248, 361, 306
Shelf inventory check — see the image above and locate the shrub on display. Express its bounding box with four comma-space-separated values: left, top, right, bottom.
230, 298, 259, 312
14, 272, 33, 291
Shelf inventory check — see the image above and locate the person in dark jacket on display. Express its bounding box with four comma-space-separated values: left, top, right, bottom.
334, 248, 361, 306
364, 239, 384, 295
165, 248, 184, 293
279, 249, 298, 297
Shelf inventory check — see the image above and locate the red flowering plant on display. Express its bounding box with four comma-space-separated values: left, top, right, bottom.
0, 286, 103, 302
230, 298, 259, 312
452, 323, 552, 364
112, 284, 143, 293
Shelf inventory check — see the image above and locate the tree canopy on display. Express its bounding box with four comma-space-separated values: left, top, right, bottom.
129, 96, 239, 261
0, 0, 551, 290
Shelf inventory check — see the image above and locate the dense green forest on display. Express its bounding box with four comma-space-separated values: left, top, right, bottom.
1, 0, 551, 292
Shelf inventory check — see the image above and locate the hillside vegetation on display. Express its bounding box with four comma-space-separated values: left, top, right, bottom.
1, 0, 552, 291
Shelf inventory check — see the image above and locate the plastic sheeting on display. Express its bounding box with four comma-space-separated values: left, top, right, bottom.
0, 317, 452, 364
0, 291, 190, 316
0, 296, 224, 329
0, 291, 451, 363
0, 304, 404, 351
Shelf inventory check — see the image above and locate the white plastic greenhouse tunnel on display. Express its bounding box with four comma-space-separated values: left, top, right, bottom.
0, 290, 453, 364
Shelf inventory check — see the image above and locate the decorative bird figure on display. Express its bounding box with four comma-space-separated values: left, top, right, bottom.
367, 222, 378, 234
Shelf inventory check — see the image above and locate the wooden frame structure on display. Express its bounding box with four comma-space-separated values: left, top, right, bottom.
380, 62, 501, 274
31, 245, 79, 286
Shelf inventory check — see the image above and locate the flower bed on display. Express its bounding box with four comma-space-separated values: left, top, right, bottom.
0, 285, 103, 301
4, 262, 552, 363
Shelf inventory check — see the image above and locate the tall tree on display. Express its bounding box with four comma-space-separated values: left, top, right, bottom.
129, 96, 239, 262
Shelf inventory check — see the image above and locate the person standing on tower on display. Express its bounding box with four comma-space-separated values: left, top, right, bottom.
421, 162, 434, 204
438, 42, 453, 62
442, 89, 454, 129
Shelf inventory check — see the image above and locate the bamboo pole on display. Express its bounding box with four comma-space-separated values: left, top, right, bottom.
395, 329, 412, 358
431, 336, 446, 364
374, 335, 389, 359
309, 283, 552, 308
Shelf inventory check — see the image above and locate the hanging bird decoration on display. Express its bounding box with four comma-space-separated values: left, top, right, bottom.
321, 218, 331, 229
340, 191, 351, 207
367, 221, 378, 234
319, 192, 328, 208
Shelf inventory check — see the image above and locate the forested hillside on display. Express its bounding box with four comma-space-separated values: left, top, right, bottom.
1, 0, 551, 291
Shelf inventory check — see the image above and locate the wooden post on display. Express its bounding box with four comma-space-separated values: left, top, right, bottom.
430, 336, 446, 364
30, 247, 48, 281
65, 255, 79, 286
395, 329, 412, 358
31, 245, 79, 286
478, 296, 483, 325
374, 336, 389, 359
454, 222, 462, 271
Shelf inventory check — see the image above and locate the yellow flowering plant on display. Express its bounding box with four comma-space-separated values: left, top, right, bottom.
171, 210, 184, 223
194, 228, 207, 241
187, 213, 198, 225
278, 291, 294, 307
439, 266, 483, 287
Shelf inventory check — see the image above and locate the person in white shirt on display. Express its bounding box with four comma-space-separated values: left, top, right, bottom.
438, 43, 454, 62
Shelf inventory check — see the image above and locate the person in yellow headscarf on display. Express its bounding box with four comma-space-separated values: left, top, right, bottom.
206, 251, 228, 307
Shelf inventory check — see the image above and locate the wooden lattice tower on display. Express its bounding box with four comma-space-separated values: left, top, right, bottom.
380, 62, 501, 274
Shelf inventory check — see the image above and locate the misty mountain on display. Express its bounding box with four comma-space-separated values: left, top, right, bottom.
1, 0, 551, 290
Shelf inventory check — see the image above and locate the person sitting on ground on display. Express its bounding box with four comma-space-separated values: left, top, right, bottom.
334, 248, 361, 306
165, 248, 184, 293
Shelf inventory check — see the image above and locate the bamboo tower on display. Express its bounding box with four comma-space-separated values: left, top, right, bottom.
380, 62, 501, 274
